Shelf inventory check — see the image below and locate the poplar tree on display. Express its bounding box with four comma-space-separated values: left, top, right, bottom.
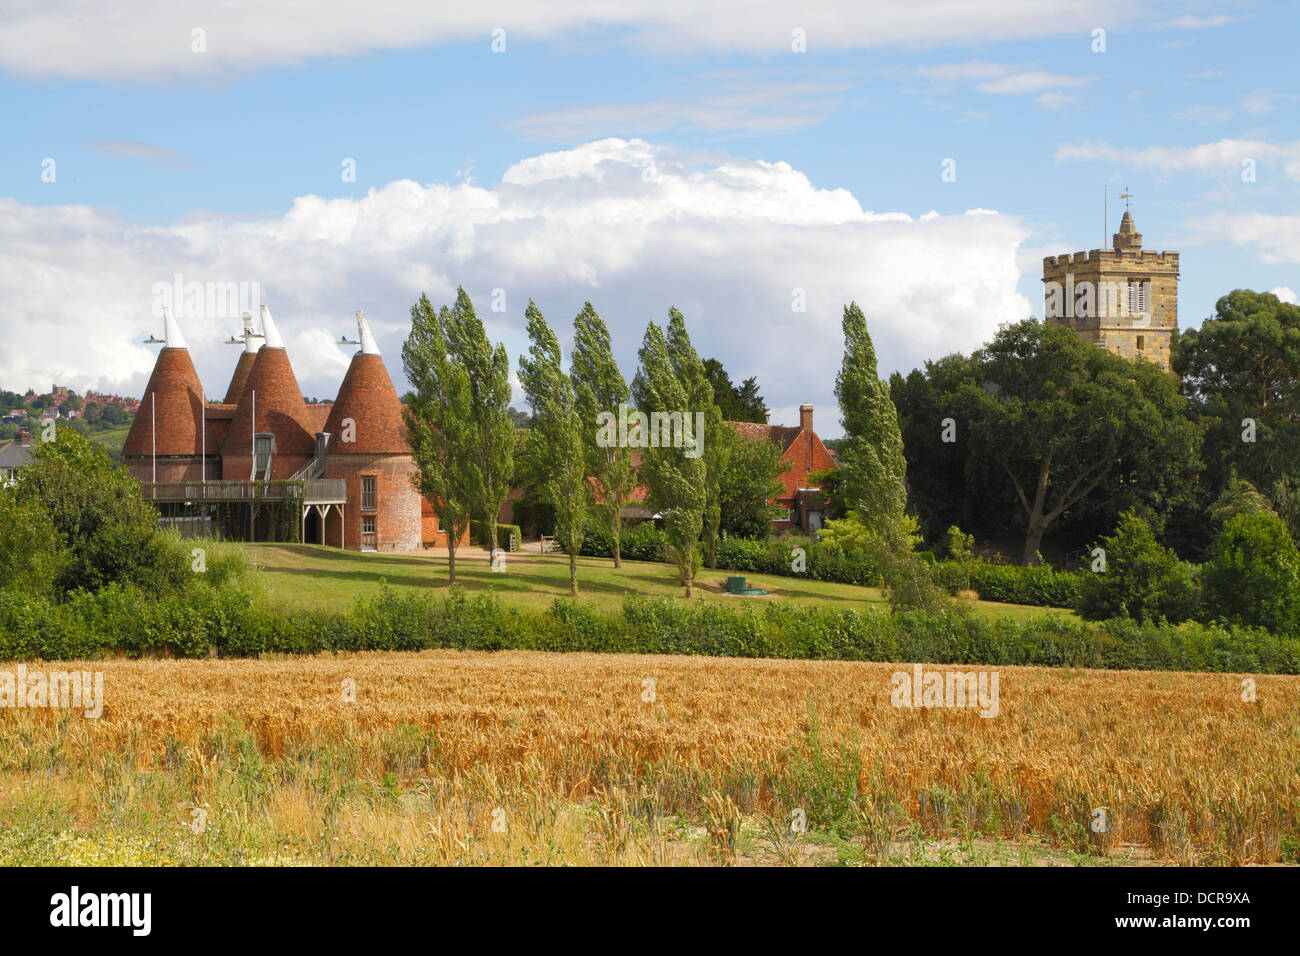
570, 302, 635, 568
443, 287, 515, 557
835, 302, 907, 531
636, 318, 706, 596
402, 293, 474, 584
665, 308, 731, 569
517, 300, 587, 595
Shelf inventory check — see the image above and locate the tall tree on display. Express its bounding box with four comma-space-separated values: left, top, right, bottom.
667, 310, 731, 569
835, 302, 907, 531
636, 318, 706, 596
402, 293, 474, 584
570, 302, 635, 568
517, 301, 587, 595
443, 287, 515, 558
702, 358, 769, 423
1173, 289, 1300, 499
719, 432, 785, 538
962, 320, 1200, 564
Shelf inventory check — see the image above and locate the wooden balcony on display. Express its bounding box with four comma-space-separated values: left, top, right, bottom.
140, 478, 346, 506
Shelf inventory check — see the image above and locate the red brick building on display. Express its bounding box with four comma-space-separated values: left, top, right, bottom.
123, 307, 465, 551
600, 403, 838, 534
730, 403, 838, 532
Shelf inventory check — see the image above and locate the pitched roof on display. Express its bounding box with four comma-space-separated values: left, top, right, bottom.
0, 442, 32, 468
729, 421, 802, 453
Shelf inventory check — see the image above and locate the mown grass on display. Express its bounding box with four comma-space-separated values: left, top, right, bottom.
246, 543, 1071, 623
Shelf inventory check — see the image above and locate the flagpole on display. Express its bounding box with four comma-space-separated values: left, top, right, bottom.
151, 392, 156, 483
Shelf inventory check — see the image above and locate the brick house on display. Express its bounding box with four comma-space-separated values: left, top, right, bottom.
123, 307, 466, 552
731, 403, 838, 532
599, 403, 838, 534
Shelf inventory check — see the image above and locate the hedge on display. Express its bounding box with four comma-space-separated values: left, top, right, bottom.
574, 525, 881, 586
470, 521, 522, 552
933, 560, 1084, 608
1, 585, 1296, 674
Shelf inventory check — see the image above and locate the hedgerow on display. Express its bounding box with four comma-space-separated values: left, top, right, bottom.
1, 586, 1294, 674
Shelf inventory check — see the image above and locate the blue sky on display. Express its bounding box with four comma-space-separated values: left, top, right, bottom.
2, 1, 1297, 433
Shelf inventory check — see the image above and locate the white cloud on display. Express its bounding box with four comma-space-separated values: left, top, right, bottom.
0, 139, 1031, 435
977, 72, 1093, 95
1155, 14, 1243, 29
1271, 286, 1297, 304
1037, 92, 1080, 110
511, 77, 851, 141
0, 0, 1145, 82
1183, 212, 1300, 264
1057, 138, 1300, 182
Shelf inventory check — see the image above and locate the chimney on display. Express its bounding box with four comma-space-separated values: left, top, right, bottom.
17, 428, 31, 446
799, 403, 813, 434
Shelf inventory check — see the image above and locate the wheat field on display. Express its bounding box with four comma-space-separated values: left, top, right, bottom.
0, 651, 1295, 866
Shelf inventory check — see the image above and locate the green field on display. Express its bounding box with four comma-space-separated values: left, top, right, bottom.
245, 543, 1071, 622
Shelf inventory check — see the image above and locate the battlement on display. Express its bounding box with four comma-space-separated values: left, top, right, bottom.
1043, 249, 1180, 271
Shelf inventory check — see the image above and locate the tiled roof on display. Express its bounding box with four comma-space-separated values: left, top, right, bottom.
0, 442, 32, 468
222, 346, 317, 457
222, 351, 257, 405
122, 347, 207, 458
324, 353, 408, 454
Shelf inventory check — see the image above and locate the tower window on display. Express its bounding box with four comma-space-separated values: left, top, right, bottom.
1128, 280, 1149, 315
1136, 335, 1144, 351
361, 476, 377, 511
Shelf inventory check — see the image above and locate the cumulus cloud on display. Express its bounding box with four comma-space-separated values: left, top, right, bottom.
0, 0, 1143, 83
0, 139, 1031, 435
1271, 286, 1297, 304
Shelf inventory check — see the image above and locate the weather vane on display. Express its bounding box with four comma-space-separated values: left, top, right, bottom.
1120, 187, 1133, 210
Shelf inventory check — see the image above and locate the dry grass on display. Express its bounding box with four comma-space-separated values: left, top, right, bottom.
0, 651, 1295, 866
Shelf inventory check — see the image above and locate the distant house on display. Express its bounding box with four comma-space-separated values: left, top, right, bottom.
731, 404, 838, 532
588, 402, 839, 535
0, 436, 33, 486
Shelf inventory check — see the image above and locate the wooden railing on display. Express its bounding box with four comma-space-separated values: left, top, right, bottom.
304, 478, 347, 504
142, 477, 346, 506
141, 480, 305, 502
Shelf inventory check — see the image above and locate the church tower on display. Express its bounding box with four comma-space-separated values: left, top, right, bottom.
1042, 202, 1180, 372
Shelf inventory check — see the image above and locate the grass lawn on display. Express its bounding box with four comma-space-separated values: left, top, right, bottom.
244, 543, 1072, 623
88, 422, 131, 461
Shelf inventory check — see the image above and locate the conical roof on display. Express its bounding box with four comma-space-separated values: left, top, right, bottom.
222, 311, 262, 404
324, 311, 409, 454
223, 351, 257, 405
222, 307, 316, 457
123, 311, 206, 458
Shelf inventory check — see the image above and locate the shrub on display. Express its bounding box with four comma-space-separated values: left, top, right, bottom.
933, 561, 1083, 608
470, 521, 522, 552
1201, 511, 1300, 635
1076, 511, 1200, 623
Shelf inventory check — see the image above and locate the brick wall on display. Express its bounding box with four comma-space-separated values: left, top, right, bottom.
322, 453, 422, 551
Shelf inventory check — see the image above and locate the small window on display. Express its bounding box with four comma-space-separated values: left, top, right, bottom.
361, 476, 377, 511
362, 515, 376, 534
1136, 335, 1144, 351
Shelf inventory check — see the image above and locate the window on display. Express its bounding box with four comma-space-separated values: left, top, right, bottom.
1127, 279, 1148, 316
361, 476, 377, 511
1136, 335, 1144, 351
362, 515, 376, 534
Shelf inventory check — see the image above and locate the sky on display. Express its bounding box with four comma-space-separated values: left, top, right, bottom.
1, 0, 1297, 435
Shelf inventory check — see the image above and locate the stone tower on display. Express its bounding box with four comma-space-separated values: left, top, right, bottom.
1041, 209, 1179, 371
